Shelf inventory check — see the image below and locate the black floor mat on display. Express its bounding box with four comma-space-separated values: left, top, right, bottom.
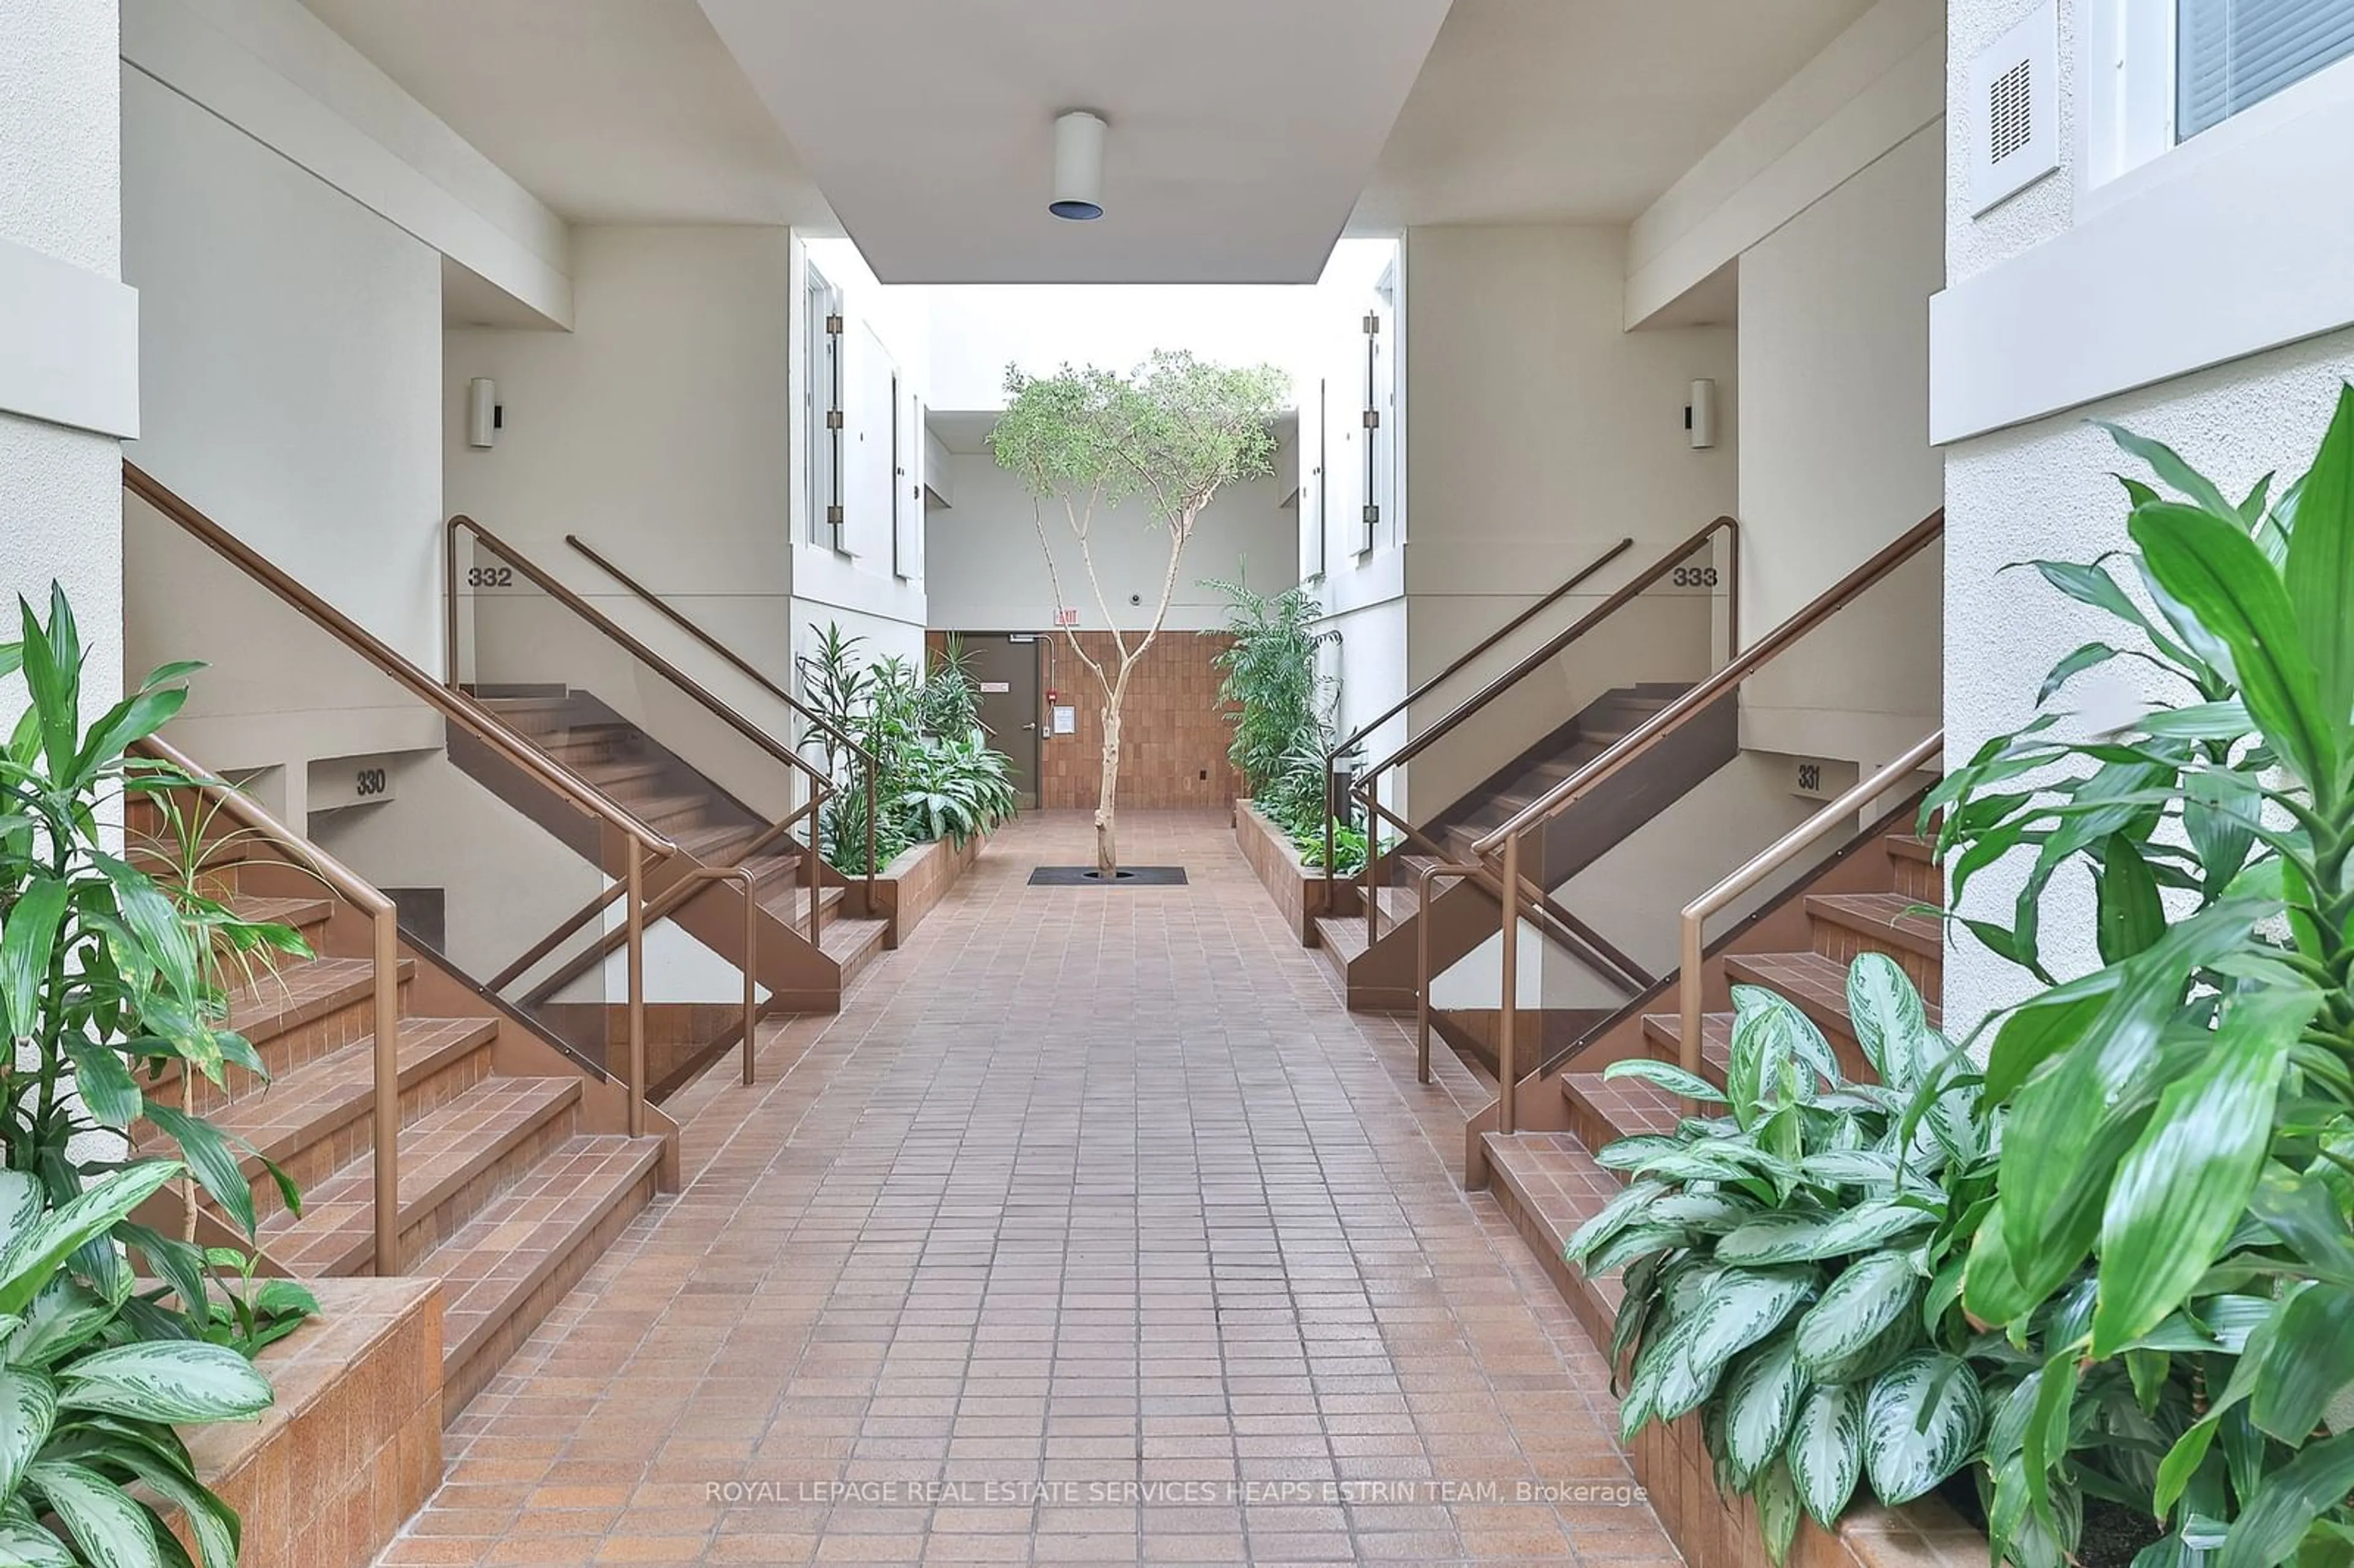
1027, 866, 1189, 886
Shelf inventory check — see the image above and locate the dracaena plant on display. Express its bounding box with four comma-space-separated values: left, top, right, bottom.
1929, 387, 2354, 1564
1, 589, 308, 1289
1567, 960, 1996, 1564
0, 1159, 276, 1568
1205, 571, 1336, 797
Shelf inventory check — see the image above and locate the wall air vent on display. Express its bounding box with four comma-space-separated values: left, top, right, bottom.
1989, 59, 2033, 164
1968, 1, 2060, 216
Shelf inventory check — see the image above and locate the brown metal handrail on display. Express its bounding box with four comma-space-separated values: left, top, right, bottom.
1676, 732, 1943, 1089
1341, 516, 1740, 944
491, 798, 824, 1010
1363, 796, 1653, 996
1322, 534, 1636, 778
134, 736, 403, 1277
1478, 509, 1944, 1133
126, 464, 677, 859
559, 532, 880, 896
125, 462, 671, 1139
445, 515, 837, 827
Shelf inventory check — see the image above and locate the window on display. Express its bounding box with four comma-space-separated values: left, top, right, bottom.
2178, 0, 2354, 137
2090, 0, 2354, 181
804, 265, 843, 548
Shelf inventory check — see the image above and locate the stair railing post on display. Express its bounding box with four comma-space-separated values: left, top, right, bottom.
735, 868, 758, 1087
1322, 759, 1338, 910
810, 794, 826, 952
1678, 909, 1706, 1085
1498, 828, 1521, 1136
626, 839, 646, 1139
1415, 861, 1483, 1086
1365, 772, 1382, 946
372, 906, 401, 1276
863, 763, 876, 908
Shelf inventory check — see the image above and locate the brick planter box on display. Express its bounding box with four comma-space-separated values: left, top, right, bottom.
179, 1275, 444, 1568
1233, 801, 1349, 946
866, 831, 985, 948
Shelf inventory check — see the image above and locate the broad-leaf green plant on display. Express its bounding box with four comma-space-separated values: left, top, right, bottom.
1567, 960, 1991, 1562
0, 1160, 276, 1567
1205, 570, 1337, 796
1928, 387, 2354, 1563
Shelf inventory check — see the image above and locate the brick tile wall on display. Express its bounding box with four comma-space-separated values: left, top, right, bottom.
1034, 632, 1244, 810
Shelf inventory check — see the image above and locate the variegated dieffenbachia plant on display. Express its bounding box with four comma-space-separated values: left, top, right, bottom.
0, 1160, 275, 1567
1566, 956, 2185, 1566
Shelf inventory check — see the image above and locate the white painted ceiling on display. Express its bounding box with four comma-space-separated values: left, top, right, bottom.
303, 0, 1877, 289
296, 0, 826, 227
696, 0, 1454, 285
1359, 0, 1880, 227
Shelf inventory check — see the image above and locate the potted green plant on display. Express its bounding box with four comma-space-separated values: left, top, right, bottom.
1929, 389, 2354, 1562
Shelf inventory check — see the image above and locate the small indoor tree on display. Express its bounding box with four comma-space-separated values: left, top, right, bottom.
990, 351, 1287, 874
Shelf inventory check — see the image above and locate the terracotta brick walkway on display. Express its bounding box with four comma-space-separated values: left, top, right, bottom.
376, 811, 1679, 1567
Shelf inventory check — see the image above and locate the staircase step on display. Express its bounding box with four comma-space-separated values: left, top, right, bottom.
1885, 834, 1935, 864
1560, 1071, 1680, 1164
1480, 1130, 1625, 1339
1375, 885, 1419, 923
1639, 1011, 1734, 1079
576, 756, 672, 791
173, 956, 418, 1113
1805, 892, 1940, 959
142, 1016, 499, 1225
257, 1076, 582, 1277
1722, 950, 1943, 1047
823, 916, 889, 989
756, 879, 847, 932
232, 895, 336, 935
429, 1133, 663, 1418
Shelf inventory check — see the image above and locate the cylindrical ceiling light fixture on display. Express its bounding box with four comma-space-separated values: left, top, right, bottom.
1050, 110, 1107, 221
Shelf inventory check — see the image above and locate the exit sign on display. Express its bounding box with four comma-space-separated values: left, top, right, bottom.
1054, 607, 1080, 626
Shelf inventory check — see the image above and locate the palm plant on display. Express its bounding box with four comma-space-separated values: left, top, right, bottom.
1205, 571, 1337, 796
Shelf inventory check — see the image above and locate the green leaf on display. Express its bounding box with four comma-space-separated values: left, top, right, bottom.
2220, 1429, 2354, 1568
1983, 988, 2109, 1105
1862, 1352, 1983, 1505
1811, 1201, 1935, 1260
104, 1443, 237, 1568
2131, 500, 2336, 788
2020, 1354, 2079, 1533
0, 1368, 56, 1504
1794, 1254, 1919, 1382
2090, 984, 2313, 1355
0, 1163, 180, 1318
1723, 1334, 1805, 1488
139, 1106, 255, 1238
2282, 383, 2354, 731
1756, 1456, 1802, 1567
2100, 421, 2241, 519
1786, 1381, 1864, 1528
55, 1341, 270, 1424
0, 877, 70, 1041
1716, 1216, 1837, 1268
0, 1520, 74, 1568
2094, 834, 2165, 964
10, 1277, 114, 1369
1563, 1179, 1670, 1266
20, 588, 83, 788
1601, 1058, 1726, 1103
64, 1045, 141, 1132
26, 1458, 161, 1568
1845, 954, 1927, 1094
1683, 1268, 1815, 1384
2252, 1283, 2354, 1443
2038, 641, 2128, 704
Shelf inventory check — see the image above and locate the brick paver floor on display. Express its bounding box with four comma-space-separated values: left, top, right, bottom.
376, 810, 1680, 1567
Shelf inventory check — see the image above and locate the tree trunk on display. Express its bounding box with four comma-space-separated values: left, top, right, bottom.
1096, 704, 1122, 876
